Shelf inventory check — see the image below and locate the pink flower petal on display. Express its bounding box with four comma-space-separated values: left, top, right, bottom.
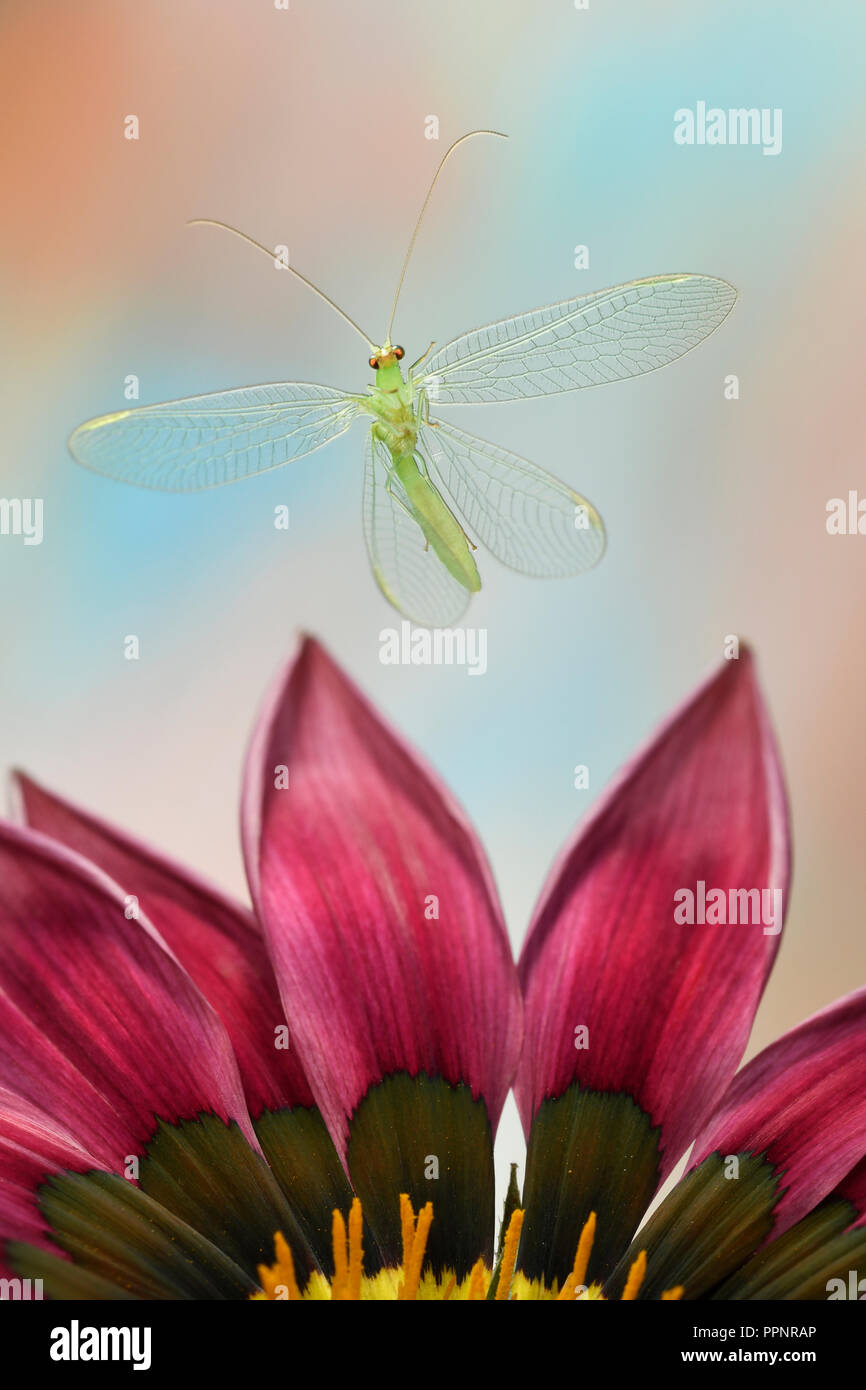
0, 820, 257, 1165
516, 648, 790, 1178
242, 635, 522, 1157
15, 773, 313, 1119
690, 985, 866, 1234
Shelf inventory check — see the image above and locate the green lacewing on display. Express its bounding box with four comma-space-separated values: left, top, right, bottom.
69, 132, 736, 627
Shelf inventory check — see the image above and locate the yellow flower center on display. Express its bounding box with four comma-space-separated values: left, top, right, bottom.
251, 1196, 685, 1302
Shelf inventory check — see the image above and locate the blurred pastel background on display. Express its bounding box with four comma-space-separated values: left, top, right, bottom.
2, 0, 865, 1194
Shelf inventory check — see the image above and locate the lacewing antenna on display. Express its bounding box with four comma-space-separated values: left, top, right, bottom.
385, 130, 508, 343
188, 218, 377, 350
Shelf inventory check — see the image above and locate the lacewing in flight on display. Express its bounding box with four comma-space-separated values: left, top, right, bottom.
69, 131, 737, 627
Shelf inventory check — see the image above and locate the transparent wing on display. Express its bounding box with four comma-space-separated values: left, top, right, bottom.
420, 421, 605, 577
68, 382, 362, 491
418, 274, 736, 403
362, 429, 471, 628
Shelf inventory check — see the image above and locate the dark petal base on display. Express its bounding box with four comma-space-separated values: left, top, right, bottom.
9, 1112, 325, 1298
255, 1103, 382, 1275
605, 1151, 781, 1299
518, 1084, 662, 1286
11, 1167, 256, 1299
136, 1113, 315, 1280
713, 1193, 866, 1299
346, 1070, 495, 1281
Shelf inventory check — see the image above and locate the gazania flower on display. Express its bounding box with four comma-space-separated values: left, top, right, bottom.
1, 638, 864, 1301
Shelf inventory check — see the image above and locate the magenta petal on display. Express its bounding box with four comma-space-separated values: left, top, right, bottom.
242, 636, 522, 1157
15, 774, 314, 1119
690, 986, 866, 1234
0, 821, 257, 1165
516, 649, 790, 1178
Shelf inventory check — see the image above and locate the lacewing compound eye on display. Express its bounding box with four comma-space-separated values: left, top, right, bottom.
369, 356, 379, 369
393, 345, 405, 360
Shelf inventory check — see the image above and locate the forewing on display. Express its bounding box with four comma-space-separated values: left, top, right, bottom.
68, 382, 361, 491
420, 421, 605, 577
362, 430, 471, 628
419, 274, 736, 403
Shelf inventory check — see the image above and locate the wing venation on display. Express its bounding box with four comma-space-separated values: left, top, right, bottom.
419, 274, 736, 403
68, 382, 361, 491
420, 421, 605, 577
